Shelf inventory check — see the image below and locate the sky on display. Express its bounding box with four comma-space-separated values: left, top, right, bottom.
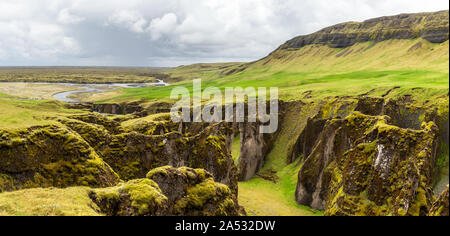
0, 0, 448, 67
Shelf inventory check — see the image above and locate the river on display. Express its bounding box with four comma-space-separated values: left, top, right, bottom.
49, 80, 169, 103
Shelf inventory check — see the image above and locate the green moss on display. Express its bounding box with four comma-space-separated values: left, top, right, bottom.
146, 166, 171, 179
0, 187, 102, 216
174, 177, 232, 215
0, 125, 120, 190
121, 179, 167, 215
92, 179, 168, 216
320, 98, 358, 119
0, 174, 16, 193
407, 186, 429, 216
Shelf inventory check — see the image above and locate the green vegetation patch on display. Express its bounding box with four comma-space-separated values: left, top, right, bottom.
0, 187, 101, 216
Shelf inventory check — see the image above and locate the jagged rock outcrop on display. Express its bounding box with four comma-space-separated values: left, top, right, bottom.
92, 101, 172, 116
295, 110, 441, 216
237, 121, 277, 181
92, 121, 238, 192
326, 121, 439, 216
279, 11, 449, 50
90, 167, 241, 216
428, 185, 449, 216
147, 166, 241, 216
291, 117, 327, 165
92, 101, 146, 116
0, 125, 120, 192
295, 113, 378, 210
69, 113, 125, 134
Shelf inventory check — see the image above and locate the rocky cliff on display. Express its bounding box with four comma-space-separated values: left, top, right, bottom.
279, 10, 449, 50
291, 95, 448, 216
0, 109, 243, 215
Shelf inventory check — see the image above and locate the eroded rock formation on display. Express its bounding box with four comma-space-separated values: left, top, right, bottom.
90, 166, 241, 216
428, 185, 449, 216
0, 125, 120, 192
295, 107, 443, 215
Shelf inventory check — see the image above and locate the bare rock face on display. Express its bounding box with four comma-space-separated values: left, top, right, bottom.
428, 185, 449, 216
90, 167, 241, 216
237, 122, 275, 181
291, 117, 327, 165
279, 11, 449, 50
0, 125, 120, 192
238, 122, 266, 181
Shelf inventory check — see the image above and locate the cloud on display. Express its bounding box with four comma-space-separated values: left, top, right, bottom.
107, 10, 148, 33
148, 13, 178, 40
58, 8, 85, 24
0, 0, 448, 66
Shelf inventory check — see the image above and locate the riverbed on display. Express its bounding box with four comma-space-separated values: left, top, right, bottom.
0, 80, 169, 103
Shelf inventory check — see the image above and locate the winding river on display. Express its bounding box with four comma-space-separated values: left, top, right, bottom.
52, 80, 169, 103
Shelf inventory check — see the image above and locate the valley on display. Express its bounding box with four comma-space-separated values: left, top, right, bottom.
0, 10, 448, 216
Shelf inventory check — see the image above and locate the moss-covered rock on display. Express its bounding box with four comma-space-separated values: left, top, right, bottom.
90, 167, 241, 216
296, 112, 382, 210
428, 185, 449, 216
0, 125, 120, 191
326, 119, 439, 216
294, 110, 441, 216
98, 122, 238, 192
147, 166, 241, 216
89, 179, 168, 216
59, 118, 112, 151
68, 113, 125, 134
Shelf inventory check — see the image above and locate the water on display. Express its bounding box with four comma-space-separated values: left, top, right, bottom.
1, 80, 169, 103
52, 80, 169, 103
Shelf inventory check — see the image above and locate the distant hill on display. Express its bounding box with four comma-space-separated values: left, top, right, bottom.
280, 10, 449, 50
219, 11, 448, 74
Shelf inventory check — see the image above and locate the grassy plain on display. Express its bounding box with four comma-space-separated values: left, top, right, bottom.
0, 187, 101, 216
0, 67, 164, 84
0, 98, 85, 130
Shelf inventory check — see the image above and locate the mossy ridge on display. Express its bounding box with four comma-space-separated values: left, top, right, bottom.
0, 124, 120, 191
89, 166, 241, 216
58, 118, 111, 151
147, 166, 241, 216
428, 185, 449, 216
68, 113, 125, 135
324, 114, 440, 216
89, 178, 168, 216
187, 122, 237, 192
99, 131, 187, 181
174, 177, 234, 216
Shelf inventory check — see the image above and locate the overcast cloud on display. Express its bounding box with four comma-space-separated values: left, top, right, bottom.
0, 0, 448, 67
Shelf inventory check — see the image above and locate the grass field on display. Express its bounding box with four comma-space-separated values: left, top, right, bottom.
0, 67, 164, 84
0, 187, 101, 216
0, 98, 85, 130
0, 83, 80, 100
238, 162, 322, 216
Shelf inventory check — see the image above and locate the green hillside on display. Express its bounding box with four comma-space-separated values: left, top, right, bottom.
105, 38, 448, 103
